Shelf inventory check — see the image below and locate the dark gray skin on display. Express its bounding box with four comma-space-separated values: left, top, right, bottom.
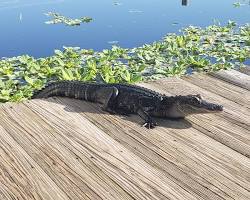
32, 81, 223, 129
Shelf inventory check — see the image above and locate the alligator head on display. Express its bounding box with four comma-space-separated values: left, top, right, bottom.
177, 94, 223, 115
156, 94, 223, 119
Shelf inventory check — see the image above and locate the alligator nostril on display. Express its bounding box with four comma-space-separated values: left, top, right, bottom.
217, 105, 223, 111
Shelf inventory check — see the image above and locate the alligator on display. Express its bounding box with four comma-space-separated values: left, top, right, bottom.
32, 81, 223, 128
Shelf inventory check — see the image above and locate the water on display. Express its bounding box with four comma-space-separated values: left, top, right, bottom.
0, 0, 249, 58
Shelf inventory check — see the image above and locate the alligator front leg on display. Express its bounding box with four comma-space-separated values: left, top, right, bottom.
137, 108, 157, 129
95, 86, 119, 114
136, 97, 158, 129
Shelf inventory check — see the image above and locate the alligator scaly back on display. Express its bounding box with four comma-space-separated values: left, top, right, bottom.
32, 81, 162, 99
32, 80, 162, 103
32, 81, 115, 103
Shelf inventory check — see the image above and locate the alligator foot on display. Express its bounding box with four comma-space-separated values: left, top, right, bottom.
142, 120, 157, 129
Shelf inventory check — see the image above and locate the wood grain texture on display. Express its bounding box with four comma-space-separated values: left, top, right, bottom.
52, 98, 250, 200
0, 69, 250, 200
239, 67, 250, 76
0, 126, 70, 200
210, 69, 250, 90
182, 73, 250, 108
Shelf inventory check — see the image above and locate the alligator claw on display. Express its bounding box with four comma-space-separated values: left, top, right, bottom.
142, 120, 157, 129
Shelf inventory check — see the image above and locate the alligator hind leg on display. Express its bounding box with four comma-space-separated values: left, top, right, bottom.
95, 86, 119, 114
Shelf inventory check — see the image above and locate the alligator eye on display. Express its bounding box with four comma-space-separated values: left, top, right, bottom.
195, 94, 202, 99
191, 97, 201, 104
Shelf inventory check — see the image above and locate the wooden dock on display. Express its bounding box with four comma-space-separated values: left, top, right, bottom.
0, 69, 249, 200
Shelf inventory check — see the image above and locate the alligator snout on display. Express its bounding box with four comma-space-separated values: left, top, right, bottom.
212, 104, 223, 111
201, 101, 223, 112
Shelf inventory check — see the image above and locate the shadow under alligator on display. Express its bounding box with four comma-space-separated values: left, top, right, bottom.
39, 97, 193, 130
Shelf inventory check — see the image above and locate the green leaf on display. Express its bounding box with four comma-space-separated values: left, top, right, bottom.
61, 68, 74, 80
233, 2, 241, 7
24, 76, 34, 85
45, 12, 93, 26
121, 70, 131, 82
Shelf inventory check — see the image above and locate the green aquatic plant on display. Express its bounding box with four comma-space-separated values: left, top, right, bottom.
0, 22, 249, 103
233, 0, 250, 7
45, 12, 93, 26
233, 2, 243, 7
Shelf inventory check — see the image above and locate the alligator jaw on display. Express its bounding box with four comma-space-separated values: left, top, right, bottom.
177, 99, 224, 116
199, 100, 223, 112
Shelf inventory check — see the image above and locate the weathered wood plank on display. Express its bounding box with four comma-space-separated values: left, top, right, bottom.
45, 97, 250, 200
239, 67, 250, 76
0, 104, 114, 200
182, 73, 250, 108
0, 100, 201, 200
51, 98, 227, 200
26, 99, 203, 200
0, 125, 70, 200
210, 69, 250, 90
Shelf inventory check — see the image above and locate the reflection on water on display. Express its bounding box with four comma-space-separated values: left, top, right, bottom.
182, 0, 189, 6
0, 0, 249, 58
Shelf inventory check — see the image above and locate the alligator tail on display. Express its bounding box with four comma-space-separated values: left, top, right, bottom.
32, 81, 100, 102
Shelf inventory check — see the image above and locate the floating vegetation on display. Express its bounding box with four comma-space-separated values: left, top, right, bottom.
233, 0, 250, 7
233, 2, 243, 7
113, 1, 122, 6
0, 22, 249, 103
45, 12, 93, 26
